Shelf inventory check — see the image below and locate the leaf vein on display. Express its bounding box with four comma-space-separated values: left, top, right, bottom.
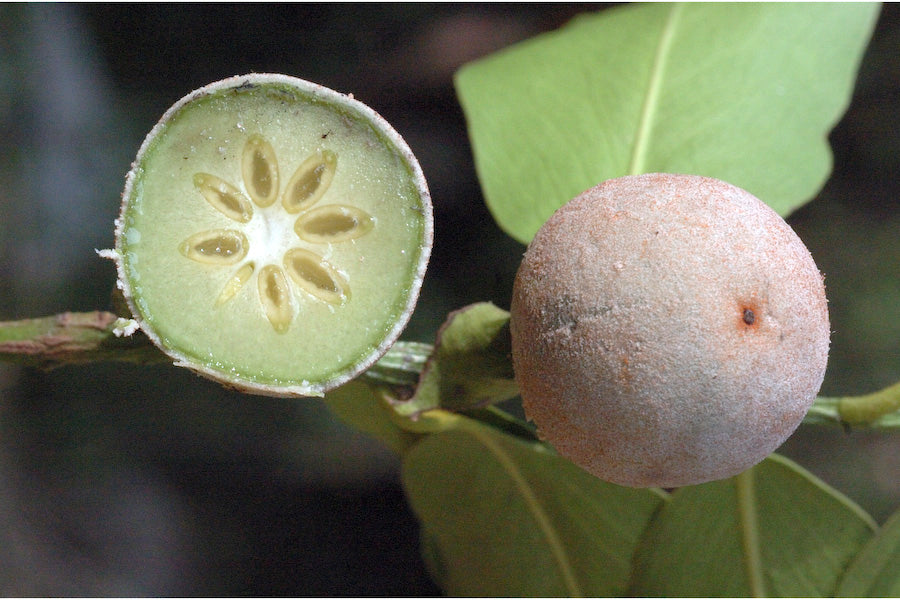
466, 425, 583, 596
735, 467, 767, 597
628, 2, 683, 175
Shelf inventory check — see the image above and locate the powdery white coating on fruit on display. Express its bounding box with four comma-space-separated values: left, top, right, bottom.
113, 74, 433, 398
510, 174, 830, 488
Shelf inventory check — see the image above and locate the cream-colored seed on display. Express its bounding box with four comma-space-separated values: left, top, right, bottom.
295, 205, 374, 244
510, 173, 830, 488
258, 264, 293, 334
193, 173, 253, 222
284, 247, 349, 304
282, 150, 337, 214
242, 134, 279, 207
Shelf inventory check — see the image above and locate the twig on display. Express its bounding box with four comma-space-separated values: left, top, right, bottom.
0, 311, 167, 369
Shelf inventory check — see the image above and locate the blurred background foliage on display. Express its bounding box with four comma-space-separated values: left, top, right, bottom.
0, 3, 897, 595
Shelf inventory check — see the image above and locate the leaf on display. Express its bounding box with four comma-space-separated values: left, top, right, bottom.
392, 302, 517, 418
323, 380, 420, 455
402, 417, 666, 596
630, 454, 877, 597
836, 505, 900, 597
456, 3, 880, 243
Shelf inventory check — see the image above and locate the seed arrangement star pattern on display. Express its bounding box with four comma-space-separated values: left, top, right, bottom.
180, 134, 374, 332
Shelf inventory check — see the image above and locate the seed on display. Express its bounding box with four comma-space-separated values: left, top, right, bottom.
284, 248, 348, 304
258, 264, 293, 333
179, 229, 248, 265
282, 150, 337, 214
242, 134, 279, 207
216, 262, 255, 306
295, 205, 374, 244
194, 173, 253, 222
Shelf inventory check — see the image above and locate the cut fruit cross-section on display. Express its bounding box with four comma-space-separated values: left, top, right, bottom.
112, 74, 433, 397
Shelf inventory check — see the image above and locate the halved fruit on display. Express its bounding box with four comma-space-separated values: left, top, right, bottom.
113, 74, 433, 397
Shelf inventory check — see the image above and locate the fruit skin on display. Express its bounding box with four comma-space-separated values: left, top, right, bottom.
112, 74, 432, 397
510, 173, 830, 488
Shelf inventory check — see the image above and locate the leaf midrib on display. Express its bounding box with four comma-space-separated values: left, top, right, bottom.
465, 424, 583, 596
627, 2, 684, 176
735, 467, 767, 597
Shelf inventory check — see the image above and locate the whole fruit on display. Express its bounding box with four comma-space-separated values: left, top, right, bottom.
510, 173, 829, 488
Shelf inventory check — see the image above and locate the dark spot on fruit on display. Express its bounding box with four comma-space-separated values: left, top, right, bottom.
743, 308, 755, 325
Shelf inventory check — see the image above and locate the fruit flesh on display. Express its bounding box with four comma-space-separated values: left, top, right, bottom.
510, 174, 829, 488
116, 76, 431, 395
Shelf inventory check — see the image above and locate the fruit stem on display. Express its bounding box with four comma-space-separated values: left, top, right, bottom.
3, 309, 900, 435
363, 341, 432, 386
837, 380, 900, 425
0, 311, 168, 369
805, 385, 900, 429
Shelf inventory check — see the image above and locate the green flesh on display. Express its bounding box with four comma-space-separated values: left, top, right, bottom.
118, 80, 429, 391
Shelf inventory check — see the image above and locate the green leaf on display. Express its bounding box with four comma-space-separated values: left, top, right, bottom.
402, 417, 666, 596
630, 454, 877, 597
836, 505, 900, 597
456, 3, 880, 243
323, 380, 420, 455
393, 302, 518, 418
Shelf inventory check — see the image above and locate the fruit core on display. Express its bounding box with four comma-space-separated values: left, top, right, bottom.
180, 134, 372, 333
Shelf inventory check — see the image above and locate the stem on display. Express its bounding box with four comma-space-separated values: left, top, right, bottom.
837, 379, 900, 425
0, 311, 167, 369
805, 386, 900, 429
2, 311, 900, 434
466, 405, 540, 442
734, 467, 766, 598
362, 341, 432, 386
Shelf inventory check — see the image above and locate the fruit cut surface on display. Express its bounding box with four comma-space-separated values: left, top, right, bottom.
115, 74, 432, 396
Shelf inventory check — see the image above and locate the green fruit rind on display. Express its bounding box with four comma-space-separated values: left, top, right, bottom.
113, 74, 433, 397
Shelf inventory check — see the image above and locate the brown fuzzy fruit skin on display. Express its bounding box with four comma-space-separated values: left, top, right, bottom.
510, 173, 830, 488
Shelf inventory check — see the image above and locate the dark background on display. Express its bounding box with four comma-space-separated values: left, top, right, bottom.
0, 3, 898, 595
